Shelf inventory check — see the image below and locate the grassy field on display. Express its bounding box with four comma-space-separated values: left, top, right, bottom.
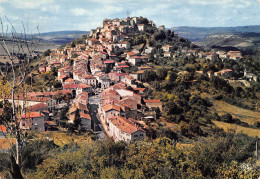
212, 100, 260, 125
34, 131, 95, 147
213, 121, 260, 138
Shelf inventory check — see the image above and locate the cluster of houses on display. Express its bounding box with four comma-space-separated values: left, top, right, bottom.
37, 17, 164, 142
171, 47, 258, 81
98, 83, 163, 142
15, 90, 72, 131
1, 16, 258, 144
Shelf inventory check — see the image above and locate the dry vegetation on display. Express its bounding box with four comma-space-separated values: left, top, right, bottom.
211, 100, 260, 137
34, 131, 95, 147
212, 100, 260, 125
213, 121, 260, 138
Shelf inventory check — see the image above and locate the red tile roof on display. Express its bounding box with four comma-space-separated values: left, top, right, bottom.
80, 113, 91, 120
13, 95, 51, 103
78, 84, 92, 88
128, 52, 136, 56
63, 84, 79, 89
0, 125, 7, 132
133, 88, 146, 92
77, 95, 88, 101
60, 75, 69, 79
82, 75, 95, 79
104, 60, 115, 64
110, 116, 144, 134
144, 99, 161, 103
103, 104, 121, 112
29, 103, 47, 112
90, 38, 99, 42
102, 89, 119, 95
42, 110, 50, 114
112, 83, 126, 90
21, 112, 45, 118
65, 78, 75, 83
115, 65, 129, 68
54, 90, 72, 95
221, 69, 232, 72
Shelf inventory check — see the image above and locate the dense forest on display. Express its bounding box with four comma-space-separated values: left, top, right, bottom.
0, 132, 258, 178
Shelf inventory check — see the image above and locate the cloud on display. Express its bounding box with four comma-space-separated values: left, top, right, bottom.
8, 15, 20, 20
88, 0, 122, 4
1, 0, 260, 32
0, 6, 4, 16
104, 5, 124, 13
186, 0, 235, 5
72, 21, 102, 30
2, 0, 54, 9
41, 5, 60, 12
70, 8, 91, 16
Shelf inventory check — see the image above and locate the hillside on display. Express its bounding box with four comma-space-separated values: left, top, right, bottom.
211, 100, 260, 138
213, 121, 260, 138
1, 16, 260, 179
196, 32, 260, 49
171, 25, 260, 42
212, 100, 260, 125
36, 30, 89, 45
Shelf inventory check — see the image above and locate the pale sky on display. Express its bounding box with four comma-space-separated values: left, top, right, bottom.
0, 0, 260, 33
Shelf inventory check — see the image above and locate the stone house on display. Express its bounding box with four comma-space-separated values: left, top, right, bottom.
144, 99, 162, 111
20, 112, 45, 131
108, 115, 146, 142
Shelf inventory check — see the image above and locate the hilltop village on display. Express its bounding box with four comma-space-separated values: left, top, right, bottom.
0, 15, 260, 179
4, 16, 258, 143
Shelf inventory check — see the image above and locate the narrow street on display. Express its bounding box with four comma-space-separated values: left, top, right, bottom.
89, 94, 107, 140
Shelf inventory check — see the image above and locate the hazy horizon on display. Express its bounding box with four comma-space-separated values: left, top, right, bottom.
0, 0, 260, 33
39, 25, 260, 34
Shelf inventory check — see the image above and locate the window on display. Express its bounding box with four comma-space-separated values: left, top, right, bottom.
134, 135, 138, 138
140, 134, 144, 136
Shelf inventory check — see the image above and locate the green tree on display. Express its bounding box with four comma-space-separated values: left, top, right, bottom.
143, 70, 157, 82
43, 49, 51, 57
73, 109, 81, 131
156, 68, 168, 80
71, 53, 78, 58
70, 41, 76, 48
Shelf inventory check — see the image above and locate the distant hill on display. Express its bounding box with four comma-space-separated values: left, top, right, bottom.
35, 30, 89, 45
196, 32, 260, 49
170, 25, 260, 42
0, 31, 89, 56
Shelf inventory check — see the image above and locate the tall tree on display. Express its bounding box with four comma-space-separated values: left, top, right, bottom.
0, 18, 40, 178
73, 109, 82, 131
